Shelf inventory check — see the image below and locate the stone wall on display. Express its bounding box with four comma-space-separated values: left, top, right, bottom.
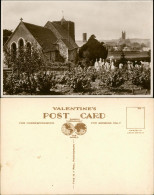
68, 49, 77, 62
44, 51, 56, 62
57, 39, 68, 61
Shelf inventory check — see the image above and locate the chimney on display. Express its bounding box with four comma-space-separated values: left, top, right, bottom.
83, 33, 87, 42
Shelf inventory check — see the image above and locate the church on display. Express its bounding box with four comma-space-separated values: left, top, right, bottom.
4, 17, 78, 63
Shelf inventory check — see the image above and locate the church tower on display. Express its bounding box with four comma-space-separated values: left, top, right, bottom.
122, 31, 126, 40
60, 16, 75, 41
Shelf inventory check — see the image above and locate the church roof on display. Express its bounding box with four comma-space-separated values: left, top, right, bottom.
4, 20, 78, 52
61, 39, 75, 50
46, 21, 78, 50
23, 22, 58, 52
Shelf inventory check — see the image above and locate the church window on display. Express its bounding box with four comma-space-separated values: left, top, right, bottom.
18, 38, 24, 61
18, 38, 24, 49
18, 38, 24, 54
11, 42, 17, 60
26, 42, 31, 55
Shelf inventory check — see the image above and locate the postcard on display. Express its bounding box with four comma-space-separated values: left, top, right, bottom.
1, 0, 153, 97
1, 98, 153, 194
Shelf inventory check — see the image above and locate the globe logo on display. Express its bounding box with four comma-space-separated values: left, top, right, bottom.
61, 123, 75, 135
75, 123, 87, 135
61, 122, 87, 136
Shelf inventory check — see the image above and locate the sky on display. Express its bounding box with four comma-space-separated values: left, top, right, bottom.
2, 0, 153, 40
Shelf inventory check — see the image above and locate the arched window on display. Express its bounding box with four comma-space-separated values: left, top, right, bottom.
18, 38, 24, 54
18, 38, 24, 61
18, 38, 24, 48
18, 39, 24, 48
26, 42, 31, 55
11, 42, 17, 60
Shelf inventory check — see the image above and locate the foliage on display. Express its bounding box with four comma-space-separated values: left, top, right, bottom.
132, 42, 141, 50
119, 51, 127, 64
3, 49, 14, 68
102, 69, 125, 88
62, 67, 93, 92
3, 71, 59, 95
130, 67, 151, 89
4, 43, 47, 75
148, 50, 151, 61
3, 49, 151, 95
3, 29, 13, 45
79, 34, 108, 62
3, 72, 37, 95
36, 71, 57, 94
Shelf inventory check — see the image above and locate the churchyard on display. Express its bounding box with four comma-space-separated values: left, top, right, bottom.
3, 61, 151, 95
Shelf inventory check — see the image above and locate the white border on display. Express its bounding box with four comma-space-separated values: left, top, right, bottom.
1, 0, 153, 98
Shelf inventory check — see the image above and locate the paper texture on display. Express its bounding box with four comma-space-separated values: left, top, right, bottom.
1, 98, 153, 194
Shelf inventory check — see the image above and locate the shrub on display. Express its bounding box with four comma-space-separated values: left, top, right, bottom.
3, 71, 58, 95
69, 76, 91, 92
102, 69, 125, 88
36, 71, 57, 94
79, 34, 108, 62
3, 72, 37, 95
64, 67, 92, 92
4, 44, 47, 75
130, 67, 151, 89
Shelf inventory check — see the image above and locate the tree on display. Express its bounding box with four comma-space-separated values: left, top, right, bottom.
79, 34, 108, 63
132, 42, 141, 50
3, 44, 56, 95
130, 67, 151, 90
141, 43, 146, 48
3, 29, 13, 45
4, 43, 47, 75
148, 50, 151, 62
119, 51, 127, 64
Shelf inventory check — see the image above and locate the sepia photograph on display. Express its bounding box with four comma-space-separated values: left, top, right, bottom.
1, 0, 153, 96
